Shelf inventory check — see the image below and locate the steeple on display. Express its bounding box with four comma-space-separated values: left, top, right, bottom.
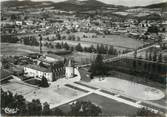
68, 59, 72, 67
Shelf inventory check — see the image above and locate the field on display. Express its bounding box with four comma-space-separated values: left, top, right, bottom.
1, 43, 40, 56
84, 77, 165, 101
58, 93, 138, 116
80, 35, 143, 49
54, 34, 144, 51
1, 43, 62, 56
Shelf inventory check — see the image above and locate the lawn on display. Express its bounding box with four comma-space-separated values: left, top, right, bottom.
58, 93, 138, 116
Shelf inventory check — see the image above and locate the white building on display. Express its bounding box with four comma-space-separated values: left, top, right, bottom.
24, 65, 53, 82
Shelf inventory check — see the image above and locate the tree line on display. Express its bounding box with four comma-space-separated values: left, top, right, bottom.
22, 36, 39, 46
110, 58, 167, 84
45, 42, 121, 55
144, 50, 163, 62
1, 35, 19, 43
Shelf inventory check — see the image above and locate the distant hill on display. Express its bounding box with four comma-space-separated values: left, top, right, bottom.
144, 2, 167, 8
1, 0, 166, 12
1, 0, 126, 11
53, 0, 109, 11
1, 0, 53, 8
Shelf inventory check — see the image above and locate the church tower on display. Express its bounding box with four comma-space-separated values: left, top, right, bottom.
65, 59, 74, 78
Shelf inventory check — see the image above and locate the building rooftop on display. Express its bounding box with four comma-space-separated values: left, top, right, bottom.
38, 54, 64, 63
46, 54, 64, 61
25, 64, 51, 73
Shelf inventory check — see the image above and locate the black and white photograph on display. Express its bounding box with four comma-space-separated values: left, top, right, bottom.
0, 0, 167, 116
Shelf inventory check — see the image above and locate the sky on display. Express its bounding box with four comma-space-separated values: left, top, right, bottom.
2, 0, 167, 6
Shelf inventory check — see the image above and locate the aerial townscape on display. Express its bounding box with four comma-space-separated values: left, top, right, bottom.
0, 0, 167, 116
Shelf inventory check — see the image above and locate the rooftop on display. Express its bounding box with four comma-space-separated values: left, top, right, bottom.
25, 64, 51, 73
46, 54, 64, 61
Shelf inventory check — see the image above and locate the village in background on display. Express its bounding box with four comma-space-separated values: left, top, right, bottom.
0, 0, 167, 116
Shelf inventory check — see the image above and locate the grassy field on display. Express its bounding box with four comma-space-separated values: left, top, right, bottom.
1, 43, 40, 56
80, 35, 144, 49
58, 93, 138, 116
54, 34, 144, 51
0, 43, 63, 56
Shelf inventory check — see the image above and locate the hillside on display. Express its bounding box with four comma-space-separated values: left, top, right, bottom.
1, 0, 125, 11
144, 2, 167, 8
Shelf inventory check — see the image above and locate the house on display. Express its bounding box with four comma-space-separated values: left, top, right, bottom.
24, 64, 53, 82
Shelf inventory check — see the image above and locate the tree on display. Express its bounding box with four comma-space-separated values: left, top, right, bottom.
42, 102, 51, 115
153, 51, 157, 61
147, 25, 159, 34
108, 46, 114, 55
39, 76, 49, 87
75, 43, 83, 52
1, 35, 19, 43
27, 99, 42, 116
14, 94, 27, 116
158, 53, 162, 62
136, 107, 162, 116
1, 57, 10, 69
69, 101, 102, 116
148, 52, 152, 61
55, 42, 62, 49
89, 54, 108, 78
51, 108, 64, 116
133, 60, 137, 71
56, 33, 61, 40
63, 42, 70, 50
145, 51, 149, 60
